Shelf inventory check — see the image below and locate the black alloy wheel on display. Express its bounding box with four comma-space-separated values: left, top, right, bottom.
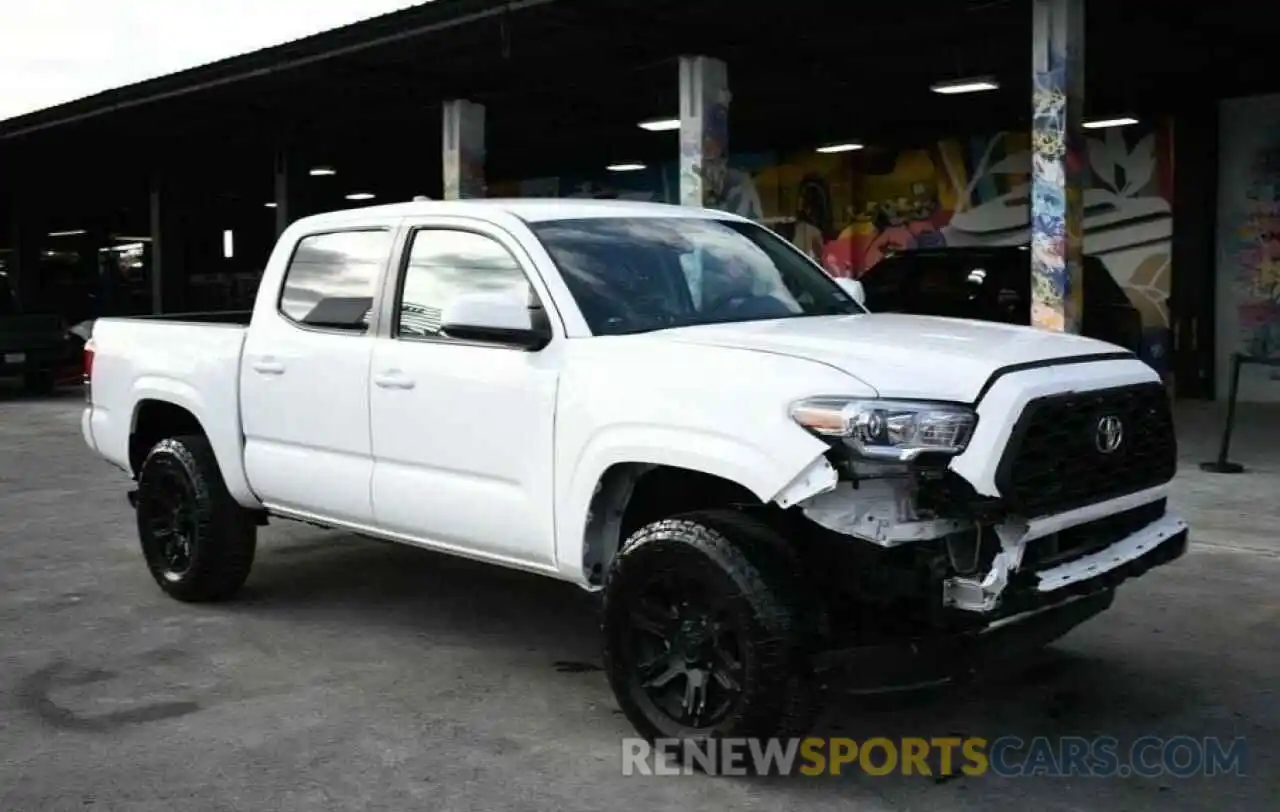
625, 567, 747, 730
602, 510, 815, 743
139, 463, 198, 582
135, 434, 257, 602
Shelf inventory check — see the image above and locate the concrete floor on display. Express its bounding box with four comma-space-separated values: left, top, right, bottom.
1, 388, 1276, 811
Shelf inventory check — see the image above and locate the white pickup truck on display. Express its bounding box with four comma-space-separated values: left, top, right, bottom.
82, 198, 1188, 743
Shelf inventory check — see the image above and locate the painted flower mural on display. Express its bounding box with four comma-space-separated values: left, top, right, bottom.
491, 117, 1176, 377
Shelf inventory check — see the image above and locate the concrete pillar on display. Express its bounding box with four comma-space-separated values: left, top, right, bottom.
149, 176, 183, 315
442, 100, 486, 200
274, 150, 295, 236
1030, 0, 1085, 333
7, 217, 42, 312
678, 55, 730, 209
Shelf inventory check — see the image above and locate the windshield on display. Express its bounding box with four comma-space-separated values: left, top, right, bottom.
529, 217, 863, 335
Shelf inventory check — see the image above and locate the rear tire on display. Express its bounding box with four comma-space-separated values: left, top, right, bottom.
601, 510, 819, 746
135, 434, 256, 602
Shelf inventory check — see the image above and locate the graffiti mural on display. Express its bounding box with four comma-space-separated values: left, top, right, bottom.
679, 56, 732, 210
1233, 169, 1280, 360
443, 100, 486, 200
1217, 93, 1280, 401
490, 122, 1174, 375
1027, 0, 1086, 333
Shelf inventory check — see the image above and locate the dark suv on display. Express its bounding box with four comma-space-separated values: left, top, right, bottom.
858, 246, 1144, 354
0, 274, 64, 394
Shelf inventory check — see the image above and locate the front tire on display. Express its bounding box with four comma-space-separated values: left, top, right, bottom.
601, 510, 815, 744
135, 434, 256, 602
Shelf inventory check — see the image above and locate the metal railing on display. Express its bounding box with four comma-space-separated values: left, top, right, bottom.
1199, 353, 1280, 474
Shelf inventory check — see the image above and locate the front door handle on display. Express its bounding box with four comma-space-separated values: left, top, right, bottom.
373, 371, 416, 390
252, 359, 285, 375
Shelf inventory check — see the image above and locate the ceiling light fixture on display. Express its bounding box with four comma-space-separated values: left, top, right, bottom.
816, 142, 864, 154
606, 163, 646, 172
264, 202, 278, 209
1083, 116, 1139, 129
310, 166, 337, 176
930, 77, 1000, 95
48, 229, 87, 237
637, 118, 680, 132
345, 192, 376, 201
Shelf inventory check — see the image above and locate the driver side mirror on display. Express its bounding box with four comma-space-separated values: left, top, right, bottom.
440, 291, 552, 350
835, 277, 867, 307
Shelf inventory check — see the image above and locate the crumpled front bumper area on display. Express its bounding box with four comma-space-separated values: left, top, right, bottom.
942, 495, 1189, 617
811, 587, 1120, 678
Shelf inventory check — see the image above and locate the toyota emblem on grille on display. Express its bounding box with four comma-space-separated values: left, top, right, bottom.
1095, 415, 1124, 454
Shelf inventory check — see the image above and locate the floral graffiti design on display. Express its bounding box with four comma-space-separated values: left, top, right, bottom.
1232, 144, 1280, 361
680, 90, 730, 209
1029, 43, 1074, 333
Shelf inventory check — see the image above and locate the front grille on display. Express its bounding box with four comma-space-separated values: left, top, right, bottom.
995, 383, 1177, 516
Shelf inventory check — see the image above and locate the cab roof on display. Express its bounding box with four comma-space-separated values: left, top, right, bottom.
296, 197, 750, 228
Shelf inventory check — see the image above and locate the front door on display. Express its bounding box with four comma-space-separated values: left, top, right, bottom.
369, 221, 561, 568
240, 227, 396, 526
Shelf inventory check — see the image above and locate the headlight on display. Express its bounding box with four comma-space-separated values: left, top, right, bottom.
790, 397, 977, 462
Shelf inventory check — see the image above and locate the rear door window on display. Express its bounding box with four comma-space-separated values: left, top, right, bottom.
278, 229, 393, 332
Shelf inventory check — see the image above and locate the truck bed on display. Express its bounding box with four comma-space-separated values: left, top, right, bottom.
85, 315, 253, 504
124, 310, 253, 326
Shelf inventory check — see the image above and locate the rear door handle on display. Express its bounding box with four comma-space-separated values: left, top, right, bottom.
373, 371, 416, 390
251, 360, 285, 375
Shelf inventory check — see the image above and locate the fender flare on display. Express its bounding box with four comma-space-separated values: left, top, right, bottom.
129, 376, 261, 509
556, 424, 832, 582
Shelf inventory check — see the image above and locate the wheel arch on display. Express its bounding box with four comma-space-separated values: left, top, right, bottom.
130, 399, 205, 475
127, 380, 261, 509
561, 426, 834, 585
576, 460, 770, 587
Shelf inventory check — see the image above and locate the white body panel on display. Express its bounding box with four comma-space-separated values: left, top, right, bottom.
239, 309, 378, 526
550, 336, 866, 581
650, 313, 1128, 403
369, 334, 561, 568
81, 198, 1183, 609
83, 318, 260, 508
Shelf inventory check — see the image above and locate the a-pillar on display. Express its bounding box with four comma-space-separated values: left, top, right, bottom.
678, 55, 730, 209
149, 174, 184, 315
1030, 0, 1085, 333
442, 100, 486, 200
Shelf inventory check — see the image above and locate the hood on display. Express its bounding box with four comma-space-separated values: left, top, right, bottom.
655, 313, 1130, 403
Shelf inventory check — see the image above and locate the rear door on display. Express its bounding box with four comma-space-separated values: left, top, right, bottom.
240, 226, 397, 526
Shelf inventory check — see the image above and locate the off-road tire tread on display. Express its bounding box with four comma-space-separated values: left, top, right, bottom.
136, 434, 256, 602
602, 510, 809, 742
676, 509, 825, 736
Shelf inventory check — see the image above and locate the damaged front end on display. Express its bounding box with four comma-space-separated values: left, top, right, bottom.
774, 394, 1189, 641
